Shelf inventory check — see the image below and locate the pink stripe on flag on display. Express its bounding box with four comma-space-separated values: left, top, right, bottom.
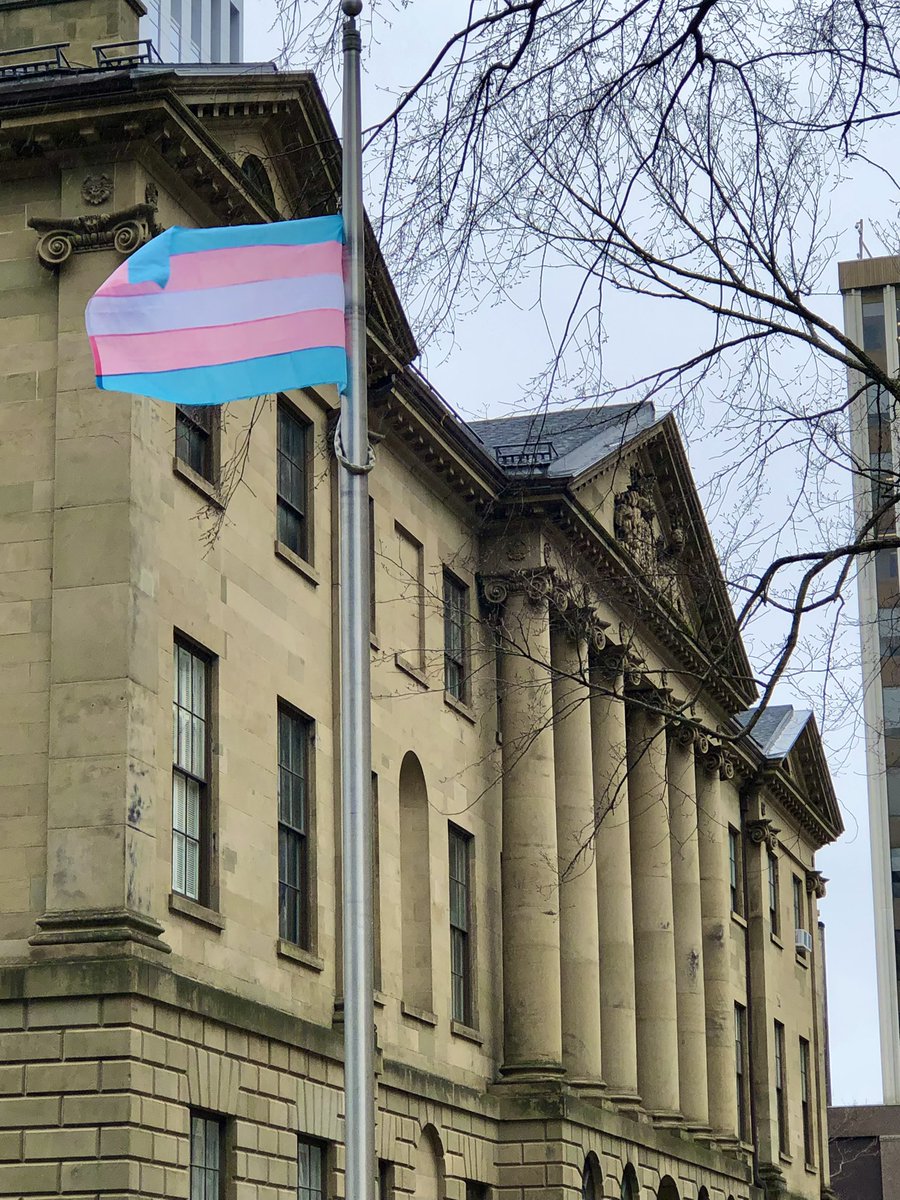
97, 241, 343, 297
91, 309, 346, 375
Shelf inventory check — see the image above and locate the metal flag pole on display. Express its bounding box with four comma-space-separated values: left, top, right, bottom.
339, 3, 376, 1200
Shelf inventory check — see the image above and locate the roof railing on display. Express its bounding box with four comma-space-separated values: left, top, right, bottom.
0, 42, 71, 77
94, 39, 163, 69
494, 441, 557, 470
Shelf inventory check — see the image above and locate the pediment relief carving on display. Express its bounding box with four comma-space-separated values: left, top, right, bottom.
613, 466, 689, 621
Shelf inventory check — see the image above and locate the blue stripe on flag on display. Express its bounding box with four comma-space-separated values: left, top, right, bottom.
127, 216, 345, 286
98, 346, 347, 406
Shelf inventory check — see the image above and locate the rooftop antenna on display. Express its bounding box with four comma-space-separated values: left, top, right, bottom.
856, 218, 871, 260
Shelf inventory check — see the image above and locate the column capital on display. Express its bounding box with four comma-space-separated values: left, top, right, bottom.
699, 743, 736, 780
746, 817, 781, 851
480, 566, 556, 609
806, 870, 828, 899
666, 716, 709, 752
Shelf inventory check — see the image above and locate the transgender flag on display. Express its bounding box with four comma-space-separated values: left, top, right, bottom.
86, 216, 347, 405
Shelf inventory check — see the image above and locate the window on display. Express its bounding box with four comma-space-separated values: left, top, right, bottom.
581, 1156, 601, 1200
176, 404, 219, 483
369, 497, 376, 634
443, 570, 469, 701
190, 1113, 223, 1200
394, 524, 425, 673
792, 874, 805, 932
372, 771, 382, 990
892, 848, 900, 899
620, 1165, 639, 1200
173, 640, 211, 903
768, 851, 780, 937
277, 402, 310, 560
774, 1020, 788, 1155
298, 1137, 326, 1200
449, 825, 473, 1025
729, 827, 744, 916
242, 155, 276, 208
465, 1185, 488, 1200
799, 1037, 814, 1164
378, 1160, 394, 1200
278, 705, 311, 948
735, 1003, 749, 1141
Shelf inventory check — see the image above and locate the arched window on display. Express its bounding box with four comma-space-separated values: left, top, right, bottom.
621, 1164, 640, 1200
399, 752, 433, 1011
657, 1177, 680, 1200
697, 1188, 710, 1200
581, 1154, 602, 1200
241, 154, 276, 207
413, 1125, 444, 1200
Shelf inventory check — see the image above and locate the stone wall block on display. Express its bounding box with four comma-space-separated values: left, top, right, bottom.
186, 1045, 239, 1116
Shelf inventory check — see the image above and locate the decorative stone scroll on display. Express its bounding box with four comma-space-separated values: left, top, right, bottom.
805, 870, 828, 899
746, 817, 781, 850
666, 716, 709, 752
480, 566, 555, 609
699, 743, 734, 779
28, 189, 162, 271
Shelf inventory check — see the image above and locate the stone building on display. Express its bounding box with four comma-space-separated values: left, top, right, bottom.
0, 2, 843, 1199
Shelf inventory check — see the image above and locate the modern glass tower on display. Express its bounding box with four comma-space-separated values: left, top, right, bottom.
141, 0, 243, 63
840, 255, 900, 1101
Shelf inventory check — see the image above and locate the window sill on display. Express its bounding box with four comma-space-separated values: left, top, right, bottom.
804, 1163, 818, 1175
169, 892, 225, 931
276, 939, 324, 971
450, 1020, 483, 1045
274, 540, 319, 586
173, 457, 224, 509
334, 990, 387, 1018
395, 654, 428, 689
730, 911, 748, 930
778, 1153, 793, 1166
770, 932, 784, 950
795, 952, 810, 969
400, 1001, 437, 1027
444, 691, 476, 724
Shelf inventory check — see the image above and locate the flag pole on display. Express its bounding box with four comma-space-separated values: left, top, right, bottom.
339, 4, 376, 1200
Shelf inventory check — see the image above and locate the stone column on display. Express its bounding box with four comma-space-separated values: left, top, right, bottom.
590, 656, 639, 1104
493, 575, 564, 1078
667, 727, 709, 1129
745, 811, 780, 1179
30, 235, 165, 953
628, 701, 681, 1121
697, 751, 739, 1140
550, 619, 602, 1087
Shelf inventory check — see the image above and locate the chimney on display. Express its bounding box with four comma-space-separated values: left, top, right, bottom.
0, 0, 146, 71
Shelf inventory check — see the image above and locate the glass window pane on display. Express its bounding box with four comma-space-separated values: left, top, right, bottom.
185, 838, 200, 901
205, 1120, 219, 1170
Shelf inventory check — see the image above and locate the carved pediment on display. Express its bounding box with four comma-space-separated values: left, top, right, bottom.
613, 466, 689, 621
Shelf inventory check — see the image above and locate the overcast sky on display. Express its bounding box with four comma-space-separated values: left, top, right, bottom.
244, 1, 886, 1105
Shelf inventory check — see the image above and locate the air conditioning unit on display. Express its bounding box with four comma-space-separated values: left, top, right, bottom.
795, 928, 814, 954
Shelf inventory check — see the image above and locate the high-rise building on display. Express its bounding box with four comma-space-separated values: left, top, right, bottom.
838, 256, 900, 1101
141, 0, 243, 63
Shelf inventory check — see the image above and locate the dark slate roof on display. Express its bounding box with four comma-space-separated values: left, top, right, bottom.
468, 402, 660, 478
735, 705, 812, 759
